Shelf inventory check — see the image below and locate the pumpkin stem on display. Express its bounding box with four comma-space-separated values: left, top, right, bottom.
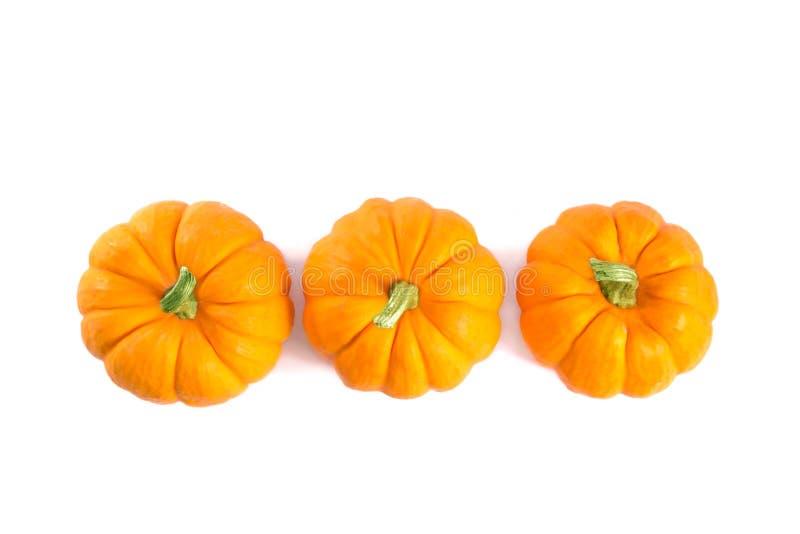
373, 280, 419, 329
160, 266, 199, 320
589, 258, 639, 309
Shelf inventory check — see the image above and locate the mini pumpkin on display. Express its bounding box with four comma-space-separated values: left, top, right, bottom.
302, 197, 504, 398
77, 201, 293, 406
516, 201, 718, 398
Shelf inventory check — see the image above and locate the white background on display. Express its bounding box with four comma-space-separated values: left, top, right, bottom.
1, 2, 798, 533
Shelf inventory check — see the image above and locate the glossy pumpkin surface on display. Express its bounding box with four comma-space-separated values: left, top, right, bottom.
303, 198, 504, 398
516, 201, 717, 398
77, 201, 293, 406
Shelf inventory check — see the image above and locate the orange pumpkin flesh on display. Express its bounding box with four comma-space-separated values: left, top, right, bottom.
302, 198, 505, 398
516, 202, 718, 398
77, 201, 294, 406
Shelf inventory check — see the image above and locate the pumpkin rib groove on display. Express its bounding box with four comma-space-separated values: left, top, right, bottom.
125, 222, 172, 286
172, 328, 185, 402
614, 211, 663, 268
555, 310, 627, 398
415, 234, 482, 285
368, 198, 402, 272
81, 301, 157, 313
382, 327, 401, 389
404, 317, 433, 391
328, 233, 400, 286
637, 296, 713, 374
78, 269, 162, 313
639, 293, 707, 320
415, 306, 475, 359
199, 294, 286, 306
411, 310, 472, 369
637, 265, 713, 294
91, 263, 165, 293
612, 212, 624, 265
637, 298, 715, 374
81, 265, 160, 288
198, 305, 288, 344
639, 287, 716, 321
194, 238, 264, 285
194, 324, 249, 385
387, 209, 404, 279
335, 326, 397, 390
636, 310, 682, 375
331, 200, 401, 275
423, 295, 507, 312
554, 308, 606, 369
418, 251, 457, 284
413, 219, 481, 284
637, 264, 688, 282
623, 318, 677, 395
197, 316, 277, 362
407, 207, 436, 280
620, 323, 630, 389
516, 289, 599, 310
421, 297, 501, 317
333, 320, 375, 358
408, 208, 480, 284
170, 204, 188, 277
525, 224, 594, 271
382, 327, 400, 393
523, 258, 592, 283
101, 314, 167, 361
305, 237, 382, 295
631, 222, 669, 268
555, 221, 603, 260
638, 266, 717, 320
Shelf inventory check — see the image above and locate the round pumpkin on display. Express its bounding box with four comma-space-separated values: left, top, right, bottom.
302, 197, 504, 398
77, 201, 294, 406
516, 201, 718, 398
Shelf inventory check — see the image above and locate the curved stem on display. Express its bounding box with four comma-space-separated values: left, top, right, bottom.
589, 258, 639, 309
373, 281, 419, 329
160, 266, 198, 320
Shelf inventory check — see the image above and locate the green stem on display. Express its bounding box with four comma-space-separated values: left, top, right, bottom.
160, 266, 198, 320
373, 281, 419, 329
589, 258, 639, 309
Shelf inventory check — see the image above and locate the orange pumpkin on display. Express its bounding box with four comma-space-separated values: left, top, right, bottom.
516, 201, 718, 398
302, 198, 504, 398
77, 201, 293, 406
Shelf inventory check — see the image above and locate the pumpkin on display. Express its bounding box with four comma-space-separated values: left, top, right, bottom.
516, 201, 718, 398
302, 198, 504, 398
77, 201, 293, 406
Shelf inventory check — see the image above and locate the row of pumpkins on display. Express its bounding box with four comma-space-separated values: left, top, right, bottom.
77, 198, 717, 405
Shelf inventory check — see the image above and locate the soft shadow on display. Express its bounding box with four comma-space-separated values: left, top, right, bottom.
278, 251, 333, 372
492, 247, 536, 365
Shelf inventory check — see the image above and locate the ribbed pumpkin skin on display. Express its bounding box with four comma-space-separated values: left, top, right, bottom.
302, 198, 504, 399
77, 201, 294, 406
516, 201, 718, 398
